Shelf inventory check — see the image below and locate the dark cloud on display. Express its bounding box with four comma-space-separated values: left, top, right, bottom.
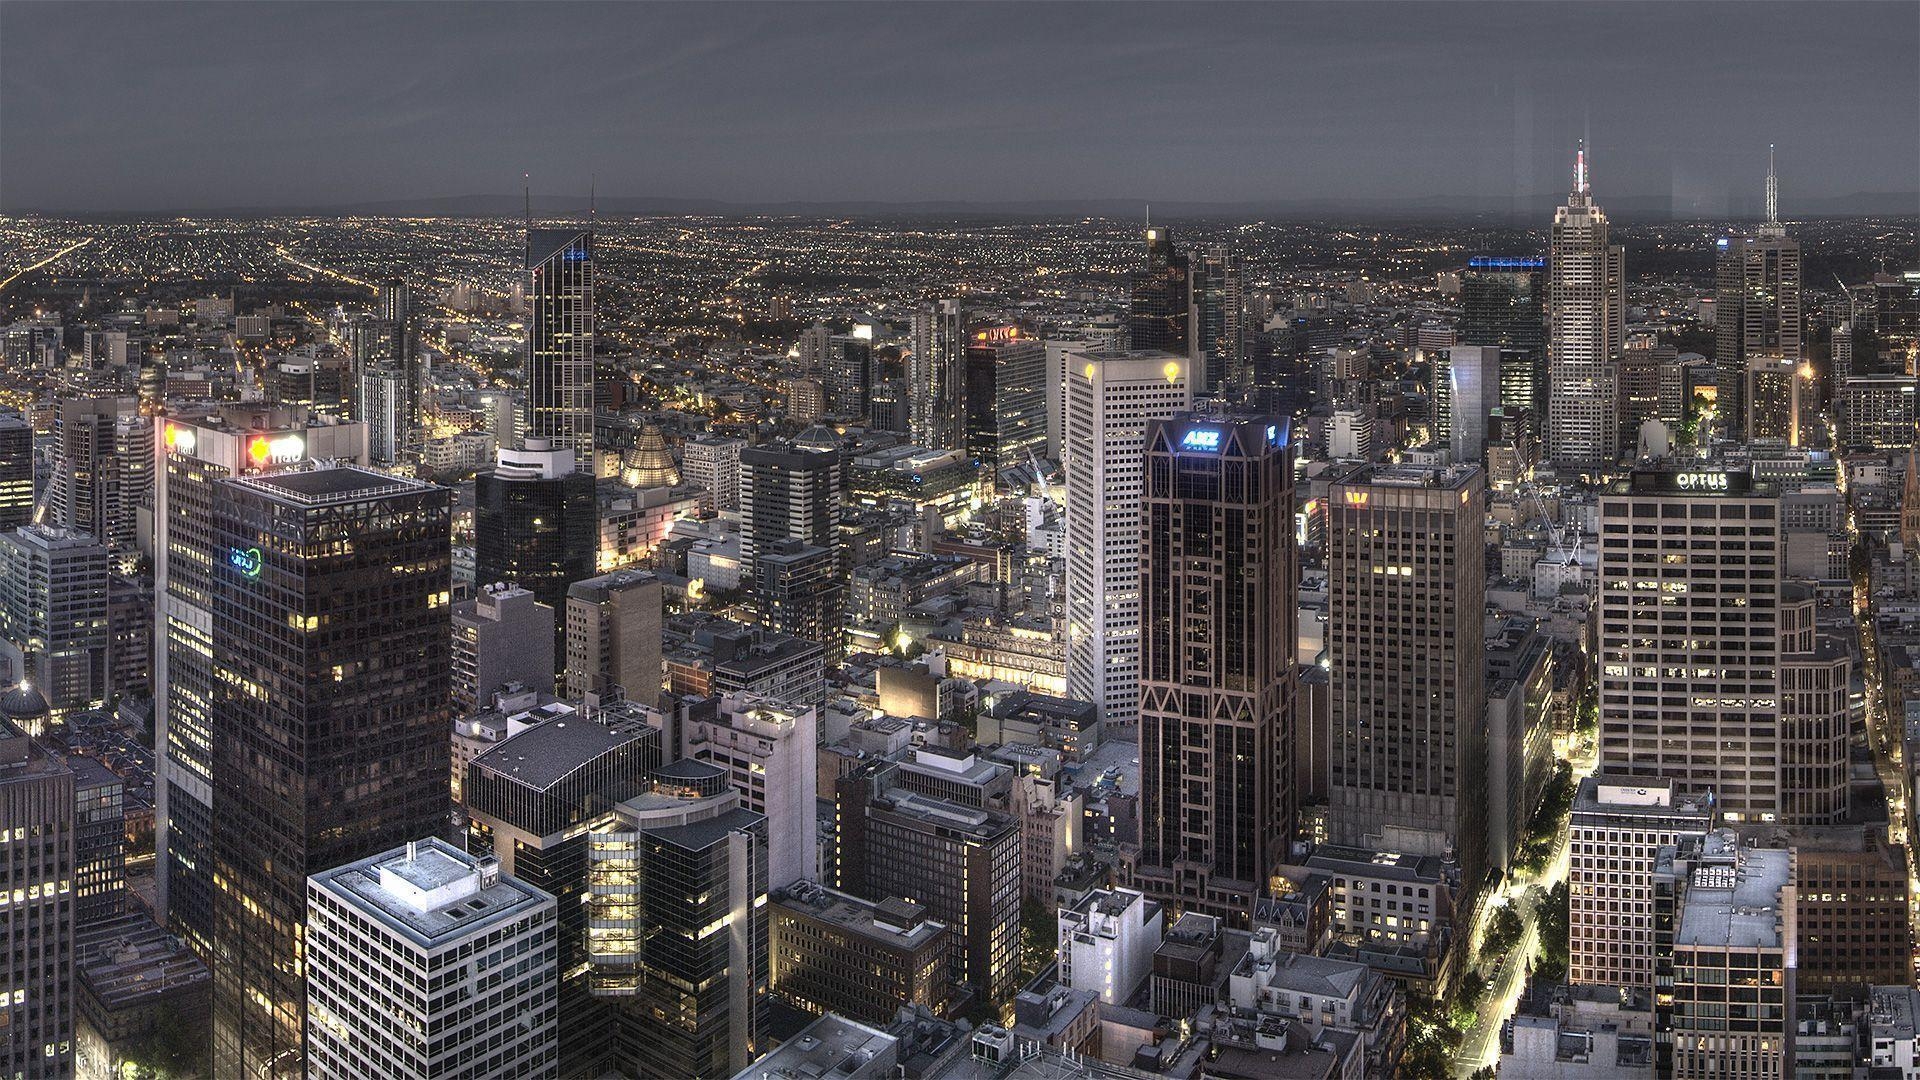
2, 1, 1914, 212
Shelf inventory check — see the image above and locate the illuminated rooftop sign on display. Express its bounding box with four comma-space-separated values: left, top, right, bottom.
1179, 428, 1223, 452
1468, 256, 1545, 269
229, 546, 263, 579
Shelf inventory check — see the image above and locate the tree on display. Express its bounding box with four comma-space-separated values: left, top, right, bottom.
1485, 903, 1523, 958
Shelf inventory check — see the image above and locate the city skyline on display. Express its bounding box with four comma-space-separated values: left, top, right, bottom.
1, 2, 1915, 215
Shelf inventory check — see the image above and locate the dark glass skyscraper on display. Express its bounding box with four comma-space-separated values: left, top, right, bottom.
1461, 256, 1547, 430
1128, 414, 1297, 926
0, 413, 31, 529
1193, 244, 1243, 393
206, 465, 452, 1080
1129, 225, 1192, 358
962, 327, 1047, 481
474, 441, 598, 652
525, 228, 595, 469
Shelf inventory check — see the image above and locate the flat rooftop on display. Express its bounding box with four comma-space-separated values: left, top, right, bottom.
312, 837, 553, 950
772, 880, 946, 949
232, 463, 434, 505
1669, 837, 1792, 951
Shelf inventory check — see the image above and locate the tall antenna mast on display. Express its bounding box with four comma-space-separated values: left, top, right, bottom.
523, 173, 532, 230
1574, 139, 1588, 197
1765, 144, 1778, 225
590, 174, 597, 225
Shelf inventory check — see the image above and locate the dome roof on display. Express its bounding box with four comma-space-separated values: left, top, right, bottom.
793, 424, 840, 451
0, 682, 50, 723
618, 423, 680, 489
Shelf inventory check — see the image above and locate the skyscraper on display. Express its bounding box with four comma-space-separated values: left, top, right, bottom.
207, 465, 453, 1079
378, 277, 418, 434
1129, 414, 1296, 925
1129, 225, 1192, 360
684, 693, 818, 889
1063, 349, 1191, 733
0, 711, 74, 1079
474, 440, 598, 652
1714, 148, 1802, 440
0, 524, 109, 718
152, 406, 370, 956
41, 396, 150, 561
463, 705, 660, 1079
962, 325, 1047, 482
1597, 466, 1849, 826
524, 227, 594, 468
304, 839, 558, 1080
564, 568, 663, 702
587, 760, 768, 1079
912, 299, 965, 451
739, 443, 840, 582
1460, 256, 1547, 432
1325, 463, 1489, 892
0, 413, 32, 530
1433, 345, 1499, 462
1193, 245, 1244, 393
1546, 145, 1624, 472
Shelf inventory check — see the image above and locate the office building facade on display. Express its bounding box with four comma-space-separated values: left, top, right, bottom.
207, 466, 453, 1079
1063, 349, 1190, 731
523, 228, 595, 467
474, 441, 597, 645
152, 406, 370, 955
1130, 415, 1298, 924
912, 299, 966, 452
305, 838, 557, 1080
563, 568, 663, 702
0, 713, 75, 1078
1597, 468, 1849, 826
1546, 148, 1624, 471
1325, 464, 1488, 892
963, 327, 1048, 483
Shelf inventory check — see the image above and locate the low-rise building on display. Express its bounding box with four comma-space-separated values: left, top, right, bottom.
768, 880, 952, 1024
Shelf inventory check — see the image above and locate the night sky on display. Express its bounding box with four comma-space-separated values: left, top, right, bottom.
2, 1, 1915, 214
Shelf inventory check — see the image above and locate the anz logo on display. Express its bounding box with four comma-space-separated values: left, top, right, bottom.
229, 546, 264, 580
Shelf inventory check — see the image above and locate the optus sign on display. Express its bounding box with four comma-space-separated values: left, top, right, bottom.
229, 547, 263, 579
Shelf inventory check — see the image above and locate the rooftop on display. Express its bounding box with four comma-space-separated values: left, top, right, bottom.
733, 1012, 898, 1080
469, 712, 656, 793
772, 880, 947, 949
231, 463, 433, 505
1666, 833, 1792, 951
312, 836, 553, 950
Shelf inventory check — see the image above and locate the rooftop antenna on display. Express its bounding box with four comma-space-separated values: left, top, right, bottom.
1765, 144, 1779, 225
523, 173, 532, 230
1574, 139, 1588, 198
1145, 203, 1151, 232
590, 173, 597, 224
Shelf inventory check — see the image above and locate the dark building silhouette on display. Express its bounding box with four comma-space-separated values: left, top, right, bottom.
206, 465, 452, 1079
1128, 414, 1298, 926
1130, 225, 1192, 358
475, 440, 598, 655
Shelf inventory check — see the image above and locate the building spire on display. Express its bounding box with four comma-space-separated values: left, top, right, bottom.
523, 173, 531, 230
1574, 139, 1589, 199
589, 174, 597, 225
1765, 143, 1778, 225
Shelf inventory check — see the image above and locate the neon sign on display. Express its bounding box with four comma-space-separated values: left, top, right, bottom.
1674, 472, 1730, 491
246, 433, 305, 468
1467, 256, 1545, 270
1179, 429, 1223, 452
229, 547, 263, 579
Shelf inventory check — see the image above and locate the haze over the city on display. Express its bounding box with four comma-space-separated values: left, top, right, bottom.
2, 0, 1916, 215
